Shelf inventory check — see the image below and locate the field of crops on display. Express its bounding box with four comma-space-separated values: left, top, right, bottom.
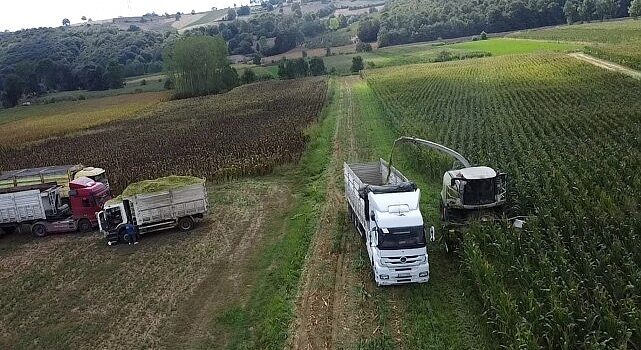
0, 91, 168, 147
0, 78, 327, 193
365, 55, 641, 348
511, 19, 641, 70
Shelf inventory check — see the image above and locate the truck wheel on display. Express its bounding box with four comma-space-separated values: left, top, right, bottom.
118, 229, 131, 244
178, 217, 194, 231
32, 224, 48, 237
78, 219, 92, 233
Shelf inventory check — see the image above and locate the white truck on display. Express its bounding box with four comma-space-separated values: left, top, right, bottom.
344, 159, 430, 286
97, 176, 209, 244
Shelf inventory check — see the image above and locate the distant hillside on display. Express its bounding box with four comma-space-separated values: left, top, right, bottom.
0, 26, 168, 100
378, 0, 633, 46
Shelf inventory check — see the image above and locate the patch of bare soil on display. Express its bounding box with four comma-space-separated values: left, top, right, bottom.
0, 179, 291, 350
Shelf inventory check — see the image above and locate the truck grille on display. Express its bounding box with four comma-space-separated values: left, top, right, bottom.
381, 255, 422, 267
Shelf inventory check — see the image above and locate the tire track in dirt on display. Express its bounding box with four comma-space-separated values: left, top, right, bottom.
166, 181, 292, 349
290, 76, 382, 350
569, 53, 641, 79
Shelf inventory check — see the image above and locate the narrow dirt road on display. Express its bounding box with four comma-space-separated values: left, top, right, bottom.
569, 53, 641, 79
289, 77, 384, 349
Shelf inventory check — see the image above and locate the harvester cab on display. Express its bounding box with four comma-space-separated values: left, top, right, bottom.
387, 136, 515, 250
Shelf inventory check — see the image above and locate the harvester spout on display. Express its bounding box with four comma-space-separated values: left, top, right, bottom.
386, 136, 471, 183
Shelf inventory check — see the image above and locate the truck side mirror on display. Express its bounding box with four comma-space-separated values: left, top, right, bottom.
370, 212, 375, 221
450, 179, 456, 187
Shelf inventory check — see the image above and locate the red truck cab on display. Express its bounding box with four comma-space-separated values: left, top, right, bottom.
69, 177, 111, 230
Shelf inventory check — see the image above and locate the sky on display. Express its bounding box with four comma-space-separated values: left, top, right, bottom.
1, 0, 250, 31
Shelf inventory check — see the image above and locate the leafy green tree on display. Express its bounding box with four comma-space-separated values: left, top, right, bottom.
357, 18, 380, 42
578, 0, 597, 21
309, 57, 326, 76
237, 5, 251, 16
278, 58, 309, 79
329, 17, 340, 31
564, 0, 579, 23
1, 74, 24, 108
241, 68, 256, 84
351, 56, 364, 72
631, 0, 641, 17
227, 8, 237, 20
165, 36, 236, 98
104, 62, 125, 89
337, 14, 348, 27
595, 0, 618, 19
356, 42, 372, 52
253, 54, 263, 65
62, 18, 70, 26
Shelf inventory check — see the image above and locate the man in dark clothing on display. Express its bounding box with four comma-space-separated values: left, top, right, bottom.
124, 223, 139, 245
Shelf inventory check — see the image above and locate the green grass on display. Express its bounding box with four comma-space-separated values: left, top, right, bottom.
510, 19, 641, 69
347, 79, 493, 349
448, 38, 581, 55
219, 80, 336, 349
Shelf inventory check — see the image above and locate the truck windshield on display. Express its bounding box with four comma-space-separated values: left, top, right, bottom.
377, 226, 426, 250
104, 207, 123, 231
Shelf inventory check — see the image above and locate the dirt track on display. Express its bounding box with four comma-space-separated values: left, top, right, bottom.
569, 53, 641, 79
289, 77, 391, 349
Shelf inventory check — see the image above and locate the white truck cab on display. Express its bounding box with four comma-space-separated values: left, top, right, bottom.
345, 160, 430, 286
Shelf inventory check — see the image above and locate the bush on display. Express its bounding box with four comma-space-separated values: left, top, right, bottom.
78, 95, 86, 100
480, 31, 488, 40
253, 54, 263, 65
356, 42, 373, 52
141, 79, 147, 86
351, 56, 364, 72
309, 57, 326, 76
472, 36, 480, 41
164, 79, 174, 90
241, 69, 257, 84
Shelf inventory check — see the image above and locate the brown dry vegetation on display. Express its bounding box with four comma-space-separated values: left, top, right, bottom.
0, 78, 327, 193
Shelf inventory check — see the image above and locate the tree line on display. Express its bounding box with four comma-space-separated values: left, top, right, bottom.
375, 0, 636, 47
0, 26, 167, 107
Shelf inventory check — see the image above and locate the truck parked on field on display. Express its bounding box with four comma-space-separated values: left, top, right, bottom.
344, 159, 431, 286
0, 177, 111, 236
0, 164, 110, 201
97, 176, 209, 244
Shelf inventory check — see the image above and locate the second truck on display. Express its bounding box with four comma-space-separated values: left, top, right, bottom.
0, 177, 111, 236
97, 176, 209, 244
344, 159, 430, 286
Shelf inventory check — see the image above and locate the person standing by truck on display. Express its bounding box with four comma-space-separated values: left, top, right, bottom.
124, 223, 139, 245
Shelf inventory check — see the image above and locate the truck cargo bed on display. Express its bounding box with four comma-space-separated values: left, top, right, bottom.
129, 182, 208, 226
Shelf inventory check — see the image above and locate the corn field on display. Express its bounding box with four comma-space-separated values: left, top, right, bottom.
0, 78, 327, 193
366, 55, 641, 348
